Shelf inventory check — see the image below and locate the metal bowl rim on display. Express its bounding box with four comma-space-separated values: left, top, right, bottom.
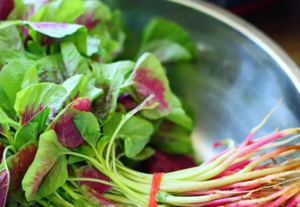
168, 0, 300, 93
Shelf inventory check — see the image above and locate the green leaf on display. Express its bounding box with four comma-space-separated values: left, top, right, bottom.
139, 39, 192, 63
0, 49, 28, 67
53, 75, 102, 112
68, 145, 95, 164
30, 0, 84, 23
92, 61, 134, 123
139, 17, 197, 63
73, 111, 100, 148
166, 94, 193, 130
151, 120, 194, 155
22, 130, 68, 201
56, 75, 87, 110
36, 54, 66, 84
0, 108, 17, 126
14, 122, 38, 150
125, 53, 173, 119
0, 86, 14, 118
92, 61, 134, 80
81, 80, 103, 100
15, 106, 51, 149
14, 83, 67, 126
26, 40, 46, 56
106, 11, 126, 52
0, 107, 15, 138
130, 147, 155, 161
87, 10, 125, 62
0, 25, 22, 51
104, 114, 153, 158
0, 59, 38, 108
61, 42, 92, 78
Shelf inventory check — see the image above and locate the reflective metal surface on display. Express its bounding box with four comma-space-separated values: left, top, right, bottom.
109, 0, 300, 160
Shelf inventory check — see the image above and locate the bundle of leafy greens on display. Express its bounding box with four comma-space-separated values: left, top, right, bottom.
2, 0, 300, 207
0, 0, 198, 206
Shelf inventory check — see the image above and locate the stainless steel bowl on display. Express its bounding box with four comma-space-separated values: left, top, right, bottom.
108, 0, 300, 160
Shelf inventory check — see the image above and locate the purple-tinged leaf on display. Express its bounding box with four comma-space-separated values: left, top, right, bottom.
14, 83, 67, 126
67, 165, 74, 177
126, 53, 172, 119
49, 98, 92, 149
15, 106, 51, 150
0, 0, 14, 20
0, 170, 9, 207
51, 109, 84, 149
56, 75, 87, 111
77, 166, 111, 194
143, 149, 196, 173
53, 75, 100, 113
7, 142, 37, 202
117, 93, 138, 111
8, 0, 48, 21
67, 98, 91, 112
22, 131, 68, 201
0, 142, 4, 163
91, 61, 134, 123
20, 103, 43, 126
81, 185, 120, 207
93, 80, 119, 123
75, 1, 111, 30
24, 21, 85, 39
30, 0, 84, 23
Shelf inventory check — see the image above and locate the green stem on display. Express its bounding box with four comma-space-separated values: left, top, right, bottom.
67, 178, 116, 187
63, 151, 104, 172
6, 135, 15, 151
54, 192, 76, 207
104, 194, 132, 204
108, 172, 148, 205
61, 184, 81, 200
36, 200, 47, 207
160, 161, 300, 192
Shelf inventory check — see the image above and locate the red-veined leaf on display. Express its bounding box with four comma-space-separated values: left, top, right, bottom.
7, 142, 37, 201
0, 170, 9, 207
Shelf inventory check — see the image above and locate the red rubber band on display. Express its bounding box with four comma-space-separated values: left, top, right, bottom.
149, 173, 164, 207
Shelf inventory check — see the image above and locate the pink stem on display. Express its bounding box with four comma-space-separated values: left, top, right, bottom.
285, 192, 300, 207
193, 195, 244, 207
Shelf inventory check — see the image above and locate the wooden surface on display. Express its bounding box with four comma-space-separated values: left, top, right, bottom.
241, 0, 300, 65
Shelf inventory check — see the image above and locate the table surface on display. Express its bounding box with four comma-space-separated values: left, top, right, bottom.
241, 0, 300, 66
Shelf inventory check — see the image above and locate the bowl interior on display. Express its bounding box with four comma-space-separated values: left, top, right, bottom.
106, 0, 300, 160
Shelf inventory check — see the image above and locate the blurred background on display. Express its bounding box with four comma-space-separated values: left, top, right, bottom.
206, 0, 300, 66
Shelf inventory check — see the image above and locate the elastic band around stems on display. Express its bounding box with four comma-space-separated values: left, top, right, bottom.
149, 173, 164, 207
